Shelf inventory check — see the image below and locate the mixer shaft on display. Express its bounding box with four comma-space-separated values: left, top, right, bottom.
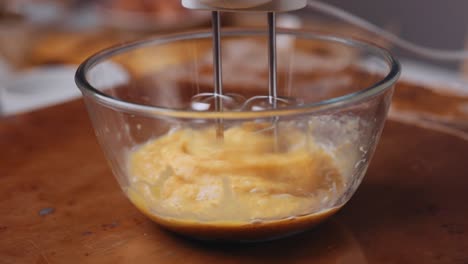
267, 12, 278, 107
211, 11, 224, 138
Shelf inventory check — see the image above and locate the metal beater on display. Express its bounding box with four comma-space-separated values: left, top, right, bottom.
182, 0, 307, 139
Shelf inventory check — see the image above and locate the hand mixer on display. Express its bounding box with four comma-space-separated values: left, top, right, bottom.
182, 0, 307, 140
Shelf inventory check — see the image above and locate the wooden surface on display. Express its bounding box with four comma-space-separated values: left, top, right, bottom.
1, 82, 468, 263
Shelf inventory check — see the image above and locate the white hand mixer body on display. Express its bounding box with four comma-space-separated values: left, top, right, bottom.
182, 0, 307, 12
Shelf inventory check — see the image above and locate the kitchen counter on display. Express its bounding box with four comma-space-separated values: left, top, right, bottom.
1, 79, 468, 263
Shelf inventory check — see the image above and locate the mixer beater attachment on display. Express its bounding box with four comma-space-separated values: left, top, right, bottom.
182, 0, 307, 140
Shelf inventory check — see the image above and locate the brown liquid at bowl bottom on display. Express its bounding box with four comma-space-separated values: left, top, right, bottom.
132, 201, 341, 241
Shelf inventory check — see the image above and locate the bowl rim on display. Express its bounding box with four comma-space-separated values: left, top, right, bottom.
75, 28, 401, 119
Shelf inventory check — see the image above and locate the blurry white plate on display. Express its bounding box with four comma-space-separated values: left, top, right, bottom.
1, 66, 81, 116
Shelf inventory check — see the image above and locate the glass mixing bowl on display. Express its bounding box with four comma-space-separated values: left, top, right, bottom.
75, 28, 400, 242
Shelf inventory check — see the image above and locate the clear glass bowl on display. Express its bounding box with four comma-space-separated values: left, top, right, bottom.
75, 28, 400, 241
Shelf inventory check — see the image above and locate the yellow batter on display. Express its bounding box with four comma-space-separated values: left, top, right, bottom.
127, 122, 344, 230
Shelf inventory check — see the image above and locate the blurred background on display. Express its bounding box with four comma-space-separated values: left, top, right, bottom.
1, 0, 467, 116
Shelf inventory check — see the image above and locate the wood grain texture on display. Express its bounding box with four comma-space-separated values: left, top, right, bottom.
1, 98, 467, 263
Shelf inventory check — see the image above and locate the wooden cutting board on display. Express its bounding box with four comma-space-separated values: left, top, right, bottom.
1, 96, 467, 263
